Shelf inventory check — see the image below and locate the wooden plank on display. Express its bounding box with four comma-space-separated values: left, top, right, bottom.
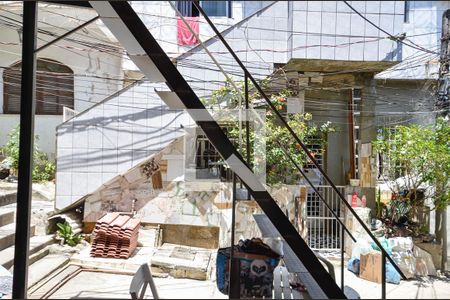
273, 266, 283, 300
253, 214, 279, 238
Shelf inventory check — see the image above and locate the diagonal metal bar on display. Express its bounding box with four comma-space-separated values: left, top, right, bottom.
41, 1, 91, 8
274, 138, 357, 243
193, 1, 406, 280
35, 16, 99, 53
168, 0, 352, 243
102, 2, 346, 298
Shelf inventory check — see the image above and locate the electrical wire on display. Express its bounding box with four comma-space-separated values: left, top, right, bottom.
343, 1, 440, 55
0, 3, 441, 117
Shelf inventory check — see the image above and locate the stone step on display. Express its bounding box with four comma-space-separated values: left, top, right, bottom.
28, 264, 81, 299
0, 191, 16, 208
27, 254, 71, 290
0, 234, 55, 269
0, 223, 36, 251
0, 209, 14, 227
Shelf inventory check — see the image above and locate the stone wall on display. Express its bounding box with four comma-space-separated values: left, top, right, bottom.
82, 136, 235, 248
233, 185, 308, 242
83, 138, 184, 223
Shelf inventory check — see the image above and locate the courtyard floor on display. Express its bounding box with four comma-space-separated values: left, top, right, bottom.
46, 271, 226, 299
323, 252, 450, 299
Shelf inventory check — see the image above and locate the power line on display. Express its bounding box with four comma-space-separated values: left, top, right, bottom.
343, 1, 440, 56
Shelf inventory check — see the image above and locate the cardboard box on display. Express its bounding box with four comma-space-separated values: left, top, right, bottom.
360, 252, 382, 283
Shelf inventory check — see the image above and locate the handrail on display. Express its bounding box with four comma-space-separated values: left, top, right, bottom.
193, 1, 406, 282
170, 1, 356, 243
106, 1, 346, 297
274, 138, 357, 243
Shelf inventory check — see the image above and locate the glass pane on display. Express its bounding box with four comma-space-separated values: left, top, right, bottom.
201, 1, 228, 17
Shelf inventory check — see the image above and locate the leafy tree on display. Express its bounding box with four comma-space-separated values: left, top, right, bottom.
372, 117, 450, 269
204, 81, 335, 185
372, 118, 450, 209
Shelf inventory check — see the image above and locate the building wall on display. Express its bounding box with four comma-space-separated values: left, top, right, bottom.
124, 1, 273, 69
290, 1, 404, 61
55, 1, 287, 209
304, 90, 351, 186
377, 1, 450, 80
55, 81, 190, 209
0, 3, 123, 157
177, 1, 289, 98
53, 1, 414, 208
0, 115, 62, 160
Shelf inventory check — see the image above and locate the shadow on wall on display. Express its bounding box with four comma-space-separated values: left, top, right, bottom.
56, 107, 186, 172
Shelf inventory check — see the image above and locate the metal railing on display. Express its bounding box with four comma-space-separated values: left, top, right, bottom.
192, 3, 407, 299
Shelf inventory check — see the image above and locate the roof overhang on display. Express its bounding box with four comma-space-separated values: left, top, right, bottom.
284, 58, 399, 73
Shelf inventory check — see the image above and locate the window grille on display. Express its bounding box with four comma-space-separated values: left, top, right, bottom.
3, 59, 74, 115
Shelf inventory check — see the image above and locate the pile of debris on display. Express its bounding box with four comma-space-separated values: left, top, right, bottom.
347, 236, 436, 284
90, 212, 140, 259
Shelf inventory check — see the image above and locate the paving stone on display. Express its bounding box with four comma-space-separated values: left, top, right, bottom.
27, 254, 71, 289
150, 243, 213, 281
28, 264, 82, 299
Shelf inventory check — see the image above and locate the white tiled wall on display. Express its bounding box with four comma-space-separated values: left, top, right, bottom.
377, 1, 449, 80
291, 1, 404, 61
55, 82, 186, 209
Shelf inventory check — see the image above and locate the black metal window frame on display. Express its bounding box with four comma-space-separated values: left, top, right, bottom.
404, 1, 410, 23
176, 0, 232, 18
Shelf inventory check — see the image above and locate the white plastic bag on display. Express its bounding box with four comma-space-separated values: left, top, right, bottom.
351, 239, 373, 259
413, 246, 436, 276
391, 250, 416, 278
389, 237, 413, 252
262, 237, 284, 257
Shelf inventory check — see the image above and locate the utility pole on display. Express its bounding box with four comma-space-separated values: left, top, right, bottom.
436, 9, 450, 273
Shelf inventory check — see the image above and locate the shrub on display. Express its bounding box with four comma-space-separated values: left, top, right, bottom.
56, 222, 83, 246
3, 125, 56, 181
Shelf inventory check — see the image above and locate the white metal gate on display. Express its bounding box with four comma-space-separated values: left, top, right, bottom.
306, 185, 345, 250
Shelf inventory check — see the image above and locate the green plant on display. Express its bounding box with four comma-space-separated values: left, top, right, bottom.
373, 118, 450, 269
56, 222, 83, 246
3, 125, 56, 181
375, 188, 385, 219
372, 118, 450, 210
385, 199, 411, 224
208, 83, 335, 185
3, 125, 22, 171
32, 153, 56, 182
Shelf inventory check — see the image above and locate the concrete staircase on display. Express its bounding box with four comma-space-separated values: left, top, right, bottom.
0, 201, 56, 271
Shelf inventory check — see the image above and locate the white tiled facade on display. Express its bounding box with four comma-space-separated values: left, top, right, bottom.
378, 1, 447, 79
55, 1, 447, 209
290, 1, 404, 61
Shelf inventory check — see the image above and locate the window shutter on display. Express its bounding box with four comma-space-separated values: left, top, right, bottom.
3, 69, 21, 114
3, 59, 74, 115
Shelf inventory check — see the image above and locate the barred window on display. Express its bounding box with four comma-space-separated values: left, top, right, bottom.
3, 58, 74, 115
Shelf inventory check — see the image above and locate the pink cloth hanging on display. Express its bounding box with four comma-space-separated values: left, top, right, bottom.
177, 16, 199, 46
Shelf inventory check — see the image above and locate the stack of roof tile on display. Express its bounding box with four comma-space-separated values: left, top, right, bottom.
90, 212, 140, 259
